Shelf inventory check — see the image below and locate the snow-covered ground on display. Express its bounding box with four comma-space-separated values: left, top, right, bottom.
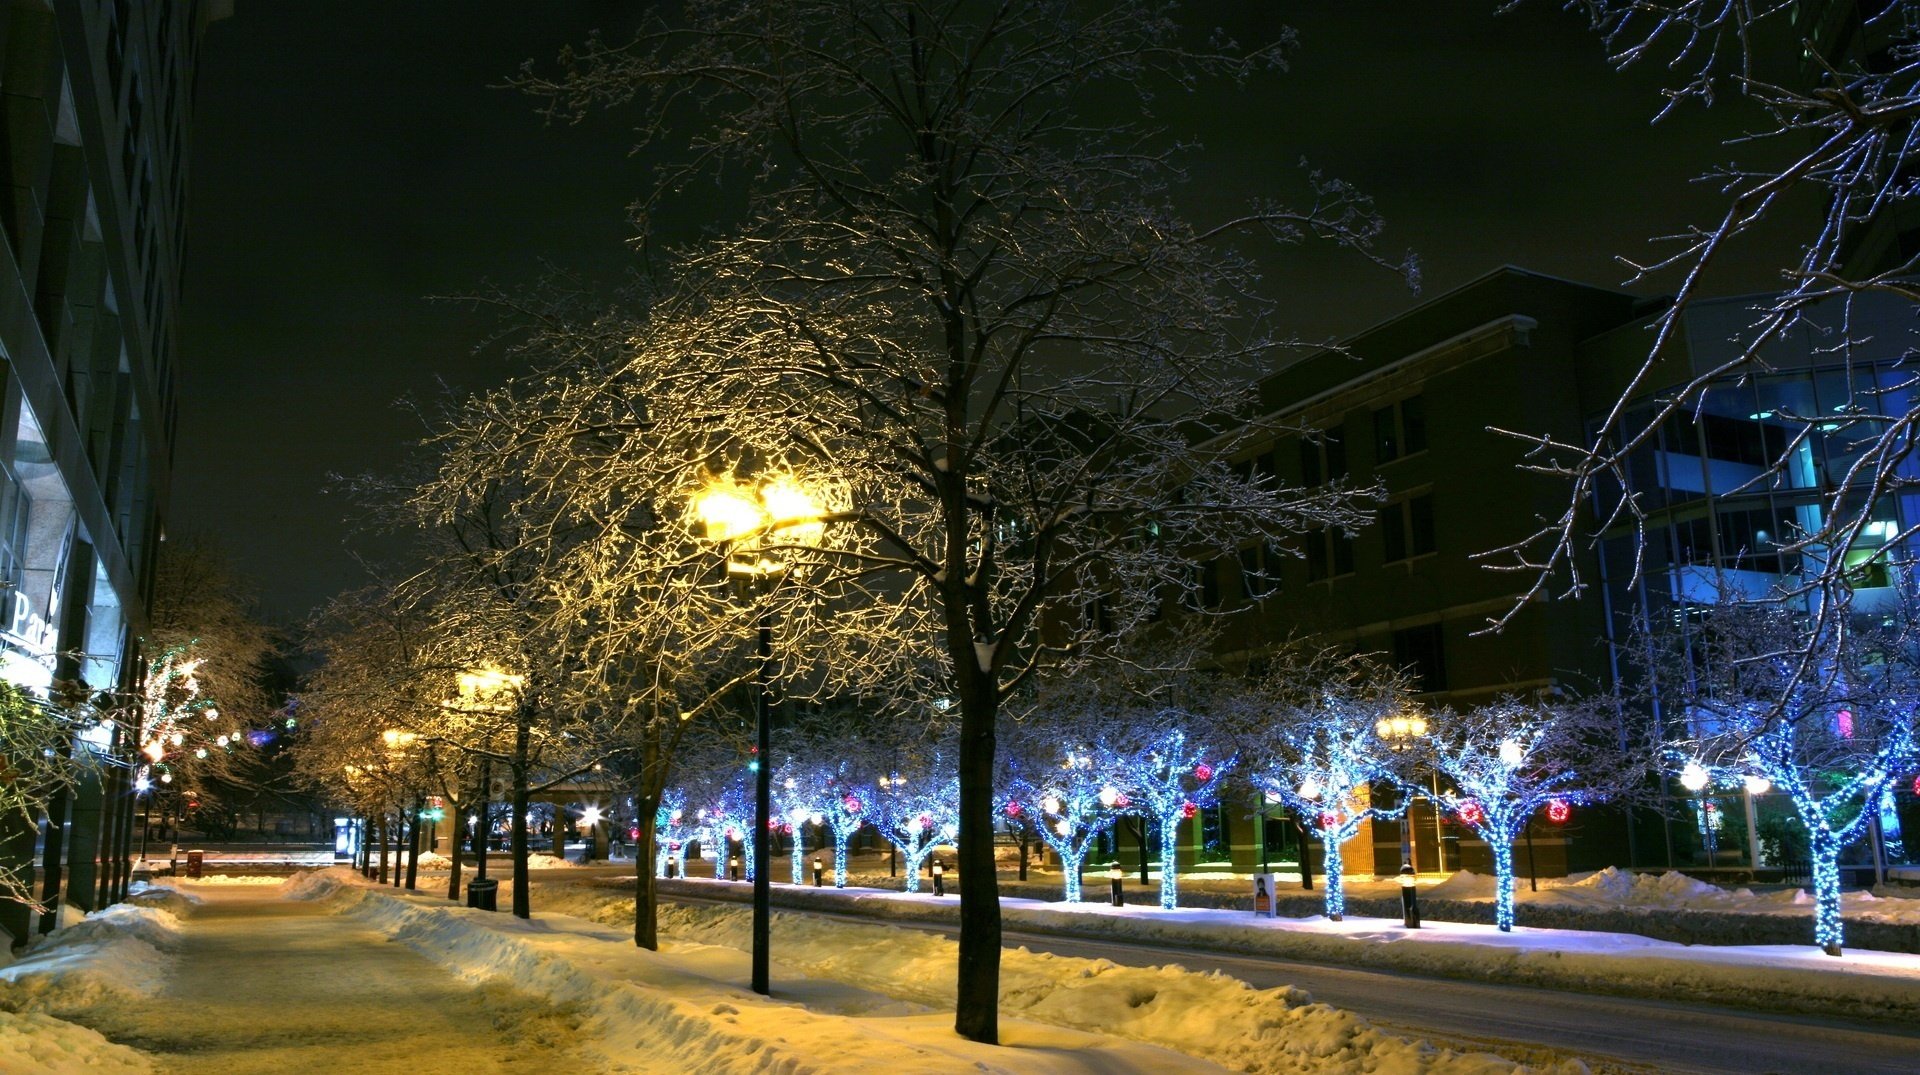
283, 869, 1556, 1073
627, 875, 1920, 1022
525, 881, 1564, 1074
0, 887, 197, 1074
1429, 866, 1920, 924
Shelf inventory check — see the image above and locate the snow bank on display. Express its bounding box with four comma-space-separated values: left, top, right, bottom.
287, 869, 1238, 1073
526, 882, 1551, 1074
0, 1010, 151, 1074
643, 878, 1920, 1023
652, 899, 1552, 1074
0, 890, 185, 1074
174, 873, 289, 887
0, 895, 184, 1012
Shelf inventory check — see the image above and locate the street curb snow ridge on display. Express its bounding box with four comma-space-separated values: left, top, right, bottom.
651, 878, 1920, 1023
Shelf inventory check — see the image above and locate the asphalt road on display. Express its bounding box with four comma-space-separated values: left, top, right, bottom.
660, 891, 1920, 1075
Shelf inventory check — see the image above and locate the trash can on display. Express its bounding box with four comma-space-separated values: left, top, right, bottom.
186, 849, 205, 879
466, 878, 499, 911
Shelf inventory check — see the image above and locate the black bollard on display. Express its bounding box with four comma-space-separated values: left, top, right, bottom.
931, 861, 946, 897
1109, 864, 1124, 907
1398, 864, 1420, 929
812, 856, 823, 887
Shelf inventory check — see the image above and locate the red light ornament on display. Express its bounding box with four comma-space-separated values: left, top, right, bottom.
1546, 799, 1571, 824
1456, 800, 1484, 826
1193, 763, 1214, 783
1004, 801, 1023, 818
842, 795, 863, 814
1180, 801, 1198, 820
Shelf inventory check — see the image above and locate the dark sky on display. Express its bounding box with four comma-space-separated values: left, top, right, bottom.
176, 1, 1784, 622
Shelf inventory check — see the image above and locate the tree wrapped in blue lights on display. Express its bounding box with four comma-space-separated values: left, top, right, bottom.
1419, 695, 1637, 932
1107, 725, 1232, 909
654, 794, 696, 878
1002, 736, 1129, 902
775, 762, 822, 885
874, 763, 959, 893
1642, 595, 1919, 956
1246, 656, 1409, 921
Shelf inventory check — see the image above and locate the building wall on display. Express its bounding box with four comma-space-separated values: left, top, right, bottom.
0, 0, 221, 944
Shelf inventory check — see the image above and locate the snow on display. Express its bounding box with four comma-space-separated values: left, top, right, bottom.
0, 889, 190, 1074
1431, 866, 1920, 924
641, 878, 1920, 1021
530, 883, 1561, 1074
169, 873, 290, 886
0, 1011, 152, 1075
283, 869, 1249, 1073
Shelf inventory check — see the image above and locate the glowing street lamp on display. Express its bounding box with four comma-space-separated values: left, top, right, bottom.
692, 471, 825, 998
455, 664, 522, 897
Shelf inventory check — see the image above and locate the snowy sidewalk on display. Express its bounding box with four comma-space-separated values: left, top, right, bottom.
7, 881, 586, 1074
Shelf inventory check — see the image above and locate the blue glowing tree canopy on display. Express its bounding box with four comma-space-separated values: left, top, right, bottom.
1250, 674, 1408, 922
1001, 728, 1132, 903
873, 754, 960, 893
1645, 595, 1920, 955
1419, 695, 1637, 932
1107, 723, 1234, 909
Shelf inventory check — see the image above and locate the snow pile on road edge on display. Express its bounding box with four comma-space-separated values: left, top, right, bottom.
533, 883, 1563, 1075
0, 892, 186, 1075
285, 869, 1240, 1074
0, 1010, 152, 1074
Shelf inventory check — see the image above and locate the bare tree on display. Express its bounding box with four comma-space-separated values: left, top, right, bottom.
518, 0, 1410, 1041
1488, 3, 1920, 639
1630, 592, 1918, 955
1417, 694, 1648, 932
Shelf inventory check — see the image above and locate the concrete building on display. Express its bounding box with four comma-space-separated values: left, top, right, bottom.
1160, 266, 1920, 883
0, 0, 226, 946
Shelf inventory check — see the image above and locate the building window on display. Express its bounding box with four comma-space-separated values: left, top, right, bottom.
1306, 527, 1355, 582
1373, 396, 1427, 464
1380, 494, 1437, 563
1393, 623, 1447, 692
1298, 431, 1346, 488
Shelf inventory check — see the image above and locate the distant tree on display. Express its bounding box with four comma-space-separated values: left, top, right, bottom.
1242, 653, 1411, 921
1418, 694, 1646, 932
1636, 593, 1919, 955
519, 0, 1410, 1043
1000, 719, 1127, 903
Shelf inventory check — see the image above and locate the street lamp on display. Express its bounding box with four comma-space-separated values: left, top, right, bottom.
1680, 760, 1718, 865
1374, 709, 1432, 871
455, 665, 521, 904
693, 471, 825, 998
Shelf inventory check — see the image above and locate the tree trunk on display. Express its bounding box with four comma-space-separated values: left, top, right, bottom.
1322, 831, 1345, 920
510, 702, 533, 919
446, 797, 465, 902
1135, 818, 1150, 886
472, 759, 490, 883
1810, 826, 1844, 956
1017, 829, 1029, 881
953, 675, 1000, 1045
634, 786, 663, 950
405, 791, 422, 890
1492, 838, 1516, 932
1156, 814, 1180, 910
377, 814, 390, 884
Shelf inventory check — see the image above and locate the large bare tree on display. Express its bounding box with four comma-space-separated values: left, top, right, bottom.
519, 0, 1411, 1039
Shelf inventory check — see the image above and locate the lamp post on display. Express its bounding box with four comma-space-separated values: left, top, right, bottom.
1374, 709, 1430, 869
694, 473, 825, 998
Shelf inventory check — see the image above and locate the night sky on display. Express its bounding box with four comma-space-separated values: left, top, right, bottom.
175, 1, 1788, 622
